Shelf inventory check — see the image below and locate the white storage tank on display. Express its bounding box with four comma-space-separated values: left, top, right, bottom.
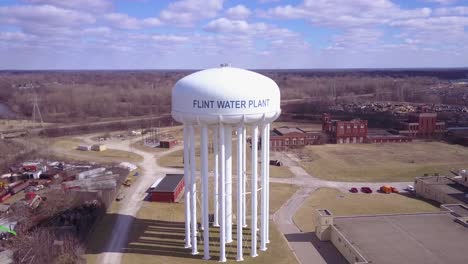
172, 65, 281, 262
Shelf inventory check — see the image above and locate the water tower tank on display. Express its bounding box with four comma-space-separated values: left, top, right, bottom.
171, 65, 281, 262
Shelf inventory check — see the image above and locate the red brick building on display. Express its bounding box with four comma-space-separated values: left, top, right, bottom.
322, 113, 368, 144
367, 130, 412, 143
149, 174, 184, 202
399, 112, 445, 137
270, 127, 322, 151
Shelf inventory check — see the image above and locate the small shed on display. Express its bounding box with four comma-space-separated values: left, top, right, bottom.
159, 139, 178, 149
77, 145, 91, 151
91, 144, 107, 152
149, 174, 184, 202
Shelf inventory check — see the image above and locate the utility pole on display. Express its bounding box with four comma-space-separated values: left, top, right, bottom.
31, 93, 44, 127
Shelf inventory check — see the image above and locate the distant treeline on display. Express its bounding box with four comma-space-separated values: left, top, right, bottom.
0, 69, 465, 122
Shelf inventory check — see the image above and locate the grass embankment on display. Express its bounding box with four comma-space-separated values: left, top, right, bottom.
298, 142, 468, 182
293, 188, 439, 232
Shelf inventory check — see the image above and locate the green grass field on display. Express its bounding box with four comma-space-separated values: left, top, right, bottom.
293, 188, 439, 232
297, 142, 468, 182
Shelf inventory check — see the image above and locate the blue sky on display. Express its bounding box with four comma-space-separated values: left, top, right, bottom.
0, 0, 467, 69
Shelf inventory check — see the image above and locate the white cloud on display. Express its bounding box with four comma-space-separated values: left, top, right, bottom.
0, 31, 36, 41
104, 13, 140, 29
204, 18, 250, 34
151, 34, 189, 44
258, 0, 282, 3
425, 0, 459, 5
159, 0, 224, 26
0, 5, 95, 27
434, 6, 468, 15
22, 0, 112, 12
225, 5, 251, 19
260, 0, 432, 27
103, 13, 162, 29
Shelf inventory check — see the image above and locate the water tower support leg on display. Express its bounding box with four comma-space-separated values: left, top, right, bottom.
242, 126, 247, 228
189, 125, 199, 255
213, 127, 220, 227
251, 125, 259, 257
201, 125, 210, 260
260, 124, 267, 251
225, 126, 233, 243
219, 123, 227, 262
236, 125, 244, 261
183, 125, 192, 248
266, 123, 271, 243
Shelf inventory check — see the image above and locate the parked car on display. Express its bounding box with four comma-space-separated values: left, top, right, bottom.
116, 192, 125, 201
349, 187, 358, 193
360, 187, 373, 194
406, 185, 415, 192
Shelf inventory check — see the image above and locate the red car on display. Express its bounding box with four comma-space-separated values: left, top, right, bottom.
360, 187, 373, 194
349, 187, 358, 193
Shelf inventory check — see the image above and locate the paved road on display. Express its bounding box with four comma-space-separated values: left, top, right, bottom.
271, 152, 413, 264
77, 135, 182, 264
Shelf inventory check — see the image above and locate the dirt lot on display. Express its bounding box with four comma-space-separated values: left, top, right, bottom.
51, 137, 143, 163
293, 188, 439, 232
297, 142, 468, 182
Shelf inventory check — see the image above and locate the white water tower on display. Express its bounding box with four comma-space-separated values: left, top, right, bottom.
171, 65, 281, 262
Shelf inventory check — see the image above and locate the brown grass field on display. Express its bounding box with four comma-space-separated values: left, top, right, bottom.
293, 188, 439, 232
158, 147, 293, 178
297, 142, 468, 182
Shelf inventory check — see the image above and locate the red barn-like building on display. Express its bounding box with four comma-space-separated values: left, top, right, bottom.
398, 112, 445, 138
322, 113, 368, 144
149, 174, 184, 202
269, 127, 322, 151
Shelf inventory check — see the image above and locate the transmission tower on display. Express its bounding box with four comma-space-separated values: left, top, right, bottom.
31, 93, 44, 127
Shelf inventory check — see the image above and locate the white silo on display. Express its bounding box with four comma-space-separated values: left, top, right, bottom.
171, 65, 281, 262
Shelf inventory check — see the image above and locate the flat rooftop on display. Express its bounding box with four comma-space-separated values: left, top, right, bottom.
334, 212, 468, 264
150, 174, 184, 193
417, 176, 468, 205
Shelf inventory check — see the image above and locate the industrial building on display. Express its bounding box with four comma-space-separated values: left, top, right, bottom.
414, 173, 468, 206
398, 111, 445, 138
159, 139, 178, 149
269, 126, 322, 151
322, 113, 368, 144
149, 174, 184, 203
315, 205, 468, 264
366, 129, 412, 143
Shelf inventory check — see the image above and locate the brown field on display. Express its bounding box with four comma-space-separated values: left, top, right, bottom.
158, 146, 293, 178
293, 188, 439, 232
297, 142, 468, 182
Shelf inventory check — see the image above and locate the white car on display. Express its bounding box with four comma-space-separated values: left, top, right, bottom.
406, 185, 415, 192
